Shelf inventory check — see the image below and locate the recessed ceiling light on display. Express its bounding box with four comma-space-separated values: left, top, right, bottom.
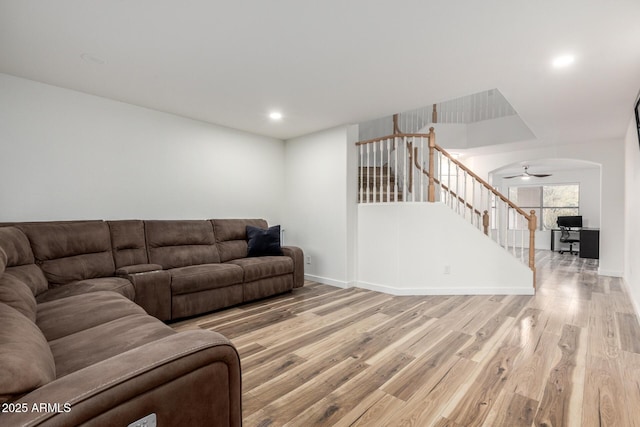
269, 112, 283, 120
552, 55, 575, 68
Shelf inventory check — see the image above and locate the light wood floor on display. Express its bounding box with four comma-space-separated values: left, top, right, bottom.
172, 251, 640, 426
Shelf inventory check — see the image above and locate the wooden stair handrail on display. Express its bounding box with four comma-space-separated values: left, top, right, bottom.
410, 146, 482, 217
356, 131, 531, 220
355, 133, 437, 146
433, 141, 532, 220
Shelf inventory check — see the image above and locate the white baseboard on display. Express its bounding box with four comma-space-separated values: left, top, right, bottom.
304, 274, 354, 289
305, 275, 534, 296
598, 269, 623, 277
355, 281, 535, 296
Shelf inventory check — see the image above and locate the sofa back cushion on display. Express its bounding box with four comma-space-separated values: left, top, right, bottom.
108, 220, 149, 268
0, 227, 48, 295
145, 220, 221, 269
0, 274, 37, 322
212, 219, 268, 262
0, 302, 56, 404
0, 247, 6, 274
18, 222, 115, 286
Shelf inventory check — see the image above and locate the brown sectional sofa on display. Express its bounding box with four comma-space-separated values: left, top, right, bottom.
0, 218, 304, 426
7, 218, 304, 321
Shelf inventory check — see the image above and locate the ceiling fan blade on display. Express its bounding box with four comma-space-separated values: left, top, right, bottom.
503, 174, 522, 179
530, 173, 552, 177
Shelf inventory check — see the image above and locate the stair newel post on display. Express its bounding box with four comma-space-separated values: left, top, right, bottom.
528, 210, 537, 289
428, 127, 436, 202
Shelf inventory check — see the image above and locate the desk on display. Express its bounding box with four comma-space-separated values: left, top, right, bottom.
550, 228, 600, 259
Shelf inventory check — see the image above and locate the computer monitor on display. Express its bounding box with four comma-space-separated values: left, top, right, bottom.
557, 215, 582, 228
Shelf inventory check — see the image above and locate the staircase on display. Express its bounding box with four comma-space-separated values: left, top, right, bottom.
358, 165, 403, 203
356, 125, 537, 289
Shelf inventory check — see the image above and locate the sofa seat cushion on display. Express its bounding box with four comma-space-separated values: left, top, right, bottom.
170, 264, 243, 295
37, 291, 147, 341
49, 313, 175, 378
0, 303, 56, 404
35, 277, 135, 304
0, 274, 37, 322
227, 256, 294, 283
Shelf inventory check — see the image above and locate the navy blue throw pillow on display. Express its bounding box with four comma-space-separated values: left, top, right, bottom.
246, 225, 283, 257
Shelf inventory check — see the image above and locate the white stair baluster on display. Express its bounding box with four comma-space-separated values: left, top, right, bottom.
455, 164, 460, 214
420, 137, 425, 202
366, 144, 370, 203
521, 226, 525, 262
472, 180, 477, 228
495, 196, 500, 246
504, 204, 509, 251
373, 141, 377, 202
463, 171, 468, 221
403, 137, 407, 202
512, 210, 516, 256
386, 138, 391, 202
448, 157, 452, 207
359, 145, 364, 202
394, 138, 398, 202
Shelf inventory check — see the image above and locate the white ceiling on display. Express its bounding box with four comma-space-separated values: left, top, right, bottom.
1, 1, 639, 142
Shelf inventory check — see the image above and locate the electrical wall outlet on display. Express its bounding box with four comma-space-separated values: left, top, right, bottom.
444, 265, 451, 275
306, 256, 311, 264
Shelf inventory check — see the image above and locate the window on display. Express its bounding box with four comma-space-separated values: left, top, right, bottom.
508, 184, 579, 230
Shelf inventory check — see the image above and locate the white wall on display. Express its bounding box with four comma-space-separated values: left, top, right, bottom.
465, 139, 625, 277
357, 203, 534, 295
283, 125, 358, 287
0, 74, 285, 222
624, 117, 640, 315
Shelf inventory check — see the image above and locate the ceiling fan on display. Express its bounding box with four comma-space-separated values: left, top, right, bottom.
503, 165, 552, 179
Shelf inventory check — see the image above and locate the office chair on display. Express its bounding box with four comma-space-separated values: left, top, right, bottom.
559, 226, 579, 255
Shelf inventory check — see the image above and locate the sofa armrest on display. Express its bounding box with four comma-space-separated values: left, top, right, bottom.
1, 330, 241, 427
282, 245, 304, 288
117, 269, 172, 321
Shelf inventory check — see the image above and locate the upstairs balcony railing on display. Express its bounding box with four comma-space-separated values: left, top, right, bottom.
356, 126, 537, 288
